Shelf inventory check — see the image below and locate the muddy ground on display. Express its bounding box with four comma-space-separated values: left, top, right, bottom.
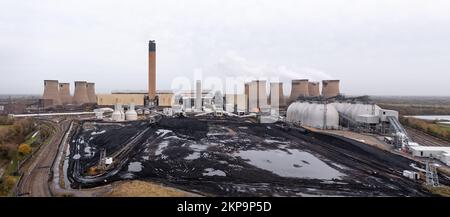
66, 116, 442, 196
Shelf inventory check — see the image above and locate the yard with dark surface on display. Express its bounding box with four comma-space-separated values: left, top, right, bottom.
66, 117, 439, 196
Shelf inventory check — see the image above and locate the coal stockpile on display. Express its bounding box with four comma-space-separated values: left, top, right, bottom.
66, 117, 436, 196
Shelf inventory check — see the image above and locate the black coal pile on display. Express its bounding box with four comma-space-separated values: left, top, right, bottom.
67, 117, 437, 196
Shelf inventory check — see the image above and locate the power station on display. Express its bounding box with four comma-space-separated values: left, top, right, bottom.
35, 39, 450, 189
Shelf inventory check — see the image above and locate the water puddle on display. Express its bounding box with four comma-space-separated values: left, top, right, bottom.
128, 162, 143, 172
235, 149, 343, 180
203, 168, 226, 177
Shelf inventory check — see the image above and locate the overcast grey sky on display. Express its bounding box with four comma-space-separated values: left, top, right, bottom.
1, 0, 449, 95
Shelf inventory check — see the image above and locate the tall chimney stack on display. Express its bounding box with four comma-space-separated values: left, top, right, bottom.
148, 40, 156, 102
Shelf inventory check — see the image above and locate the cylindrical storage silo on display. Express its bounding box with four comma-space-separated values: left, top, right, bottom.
289, 79, 309, 103
321, 80, 340, 98
73, 81, 90, 105
42, 80, 62, 106
112, 104, 125, 121
125, 104, 138, 121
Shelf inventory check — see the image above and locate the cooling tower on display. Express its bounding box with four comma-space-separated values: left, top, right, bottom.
59, 83, 72, 105
195, 80, 202, 110
269, 82, 286, 109
42, 80, 61, 106
322, 80, 340, 98
148, 40, 156, 101
73, 81, 90, 105
256, 80, 268, 110
308, 82, 320, 97
248, 81, 258, 112
86, 82, 97, 104
289, 79, 309, 103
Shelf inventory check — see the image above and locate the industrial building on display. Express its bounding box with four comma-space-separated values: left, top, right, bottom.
27, 39, 450, 197
97, 90, 174, 107
409, 146, 450, 166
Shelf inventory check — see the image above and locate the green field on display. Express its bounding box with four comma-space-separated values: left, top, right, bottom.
0, 125, 12, 130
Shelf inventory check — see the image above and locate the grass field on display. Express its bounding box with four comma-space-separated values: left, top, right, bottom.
0, 125, 12, 130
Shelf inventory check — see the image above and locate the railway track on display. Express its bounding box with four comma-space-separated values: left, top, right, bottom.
406, 127, 450, 147
16, 118, 70, 197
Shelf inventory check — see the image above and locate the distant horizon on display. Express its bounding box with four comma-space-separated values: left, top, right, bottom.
1, 93, 450, 98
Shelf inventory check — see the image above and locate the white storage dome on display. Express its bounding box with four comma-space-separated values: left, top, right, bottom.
341, 103, 381, 121
286, 102, 339, 129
